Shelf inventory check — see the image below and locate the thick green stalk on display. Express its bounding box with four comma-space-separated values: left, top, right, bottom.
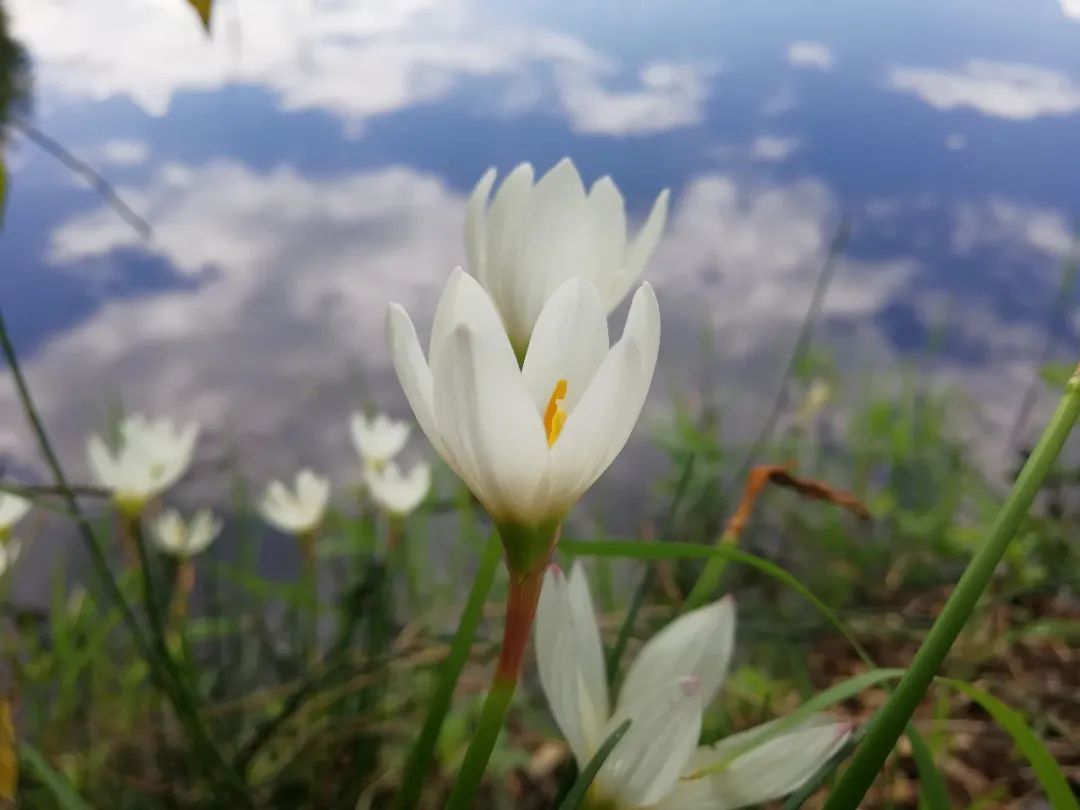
446, 556, 548, 809
394, 532, 502, 810
824, 365, 1080, 809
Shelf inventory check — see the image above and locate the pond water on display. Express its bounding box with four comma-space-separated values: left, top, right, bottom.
1, 0, 1079, 568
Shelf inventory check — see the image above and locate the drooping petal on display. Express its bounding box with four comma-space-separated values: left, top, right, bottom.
535, 564, 610, 767
618, 595, 735, 714
595, 676, 704, 808
520, 277, 609, 414
608, 189, 669, 310
387, 304, 440, 454
433, 324, 548, 523
665, 721, 853, 810
465, 167, 496, 283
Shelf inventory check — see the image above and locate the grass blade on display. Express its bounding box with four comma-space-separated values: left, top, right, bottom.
907, 724, 950, 810
941, 679, 1078, 810
823, 365, 1080, 810
19, 744, 93, 810
394, 531, 502, 810
556, 719, 631, 810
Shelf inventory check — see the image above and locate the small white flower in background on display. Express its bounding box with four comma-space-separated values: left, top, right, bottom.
535, 563, 852, 810
152, 508, 222, 558
364, 461, 431, 517
258, 469, 330, 536
350, 412, 410, 469
387, 269, 660, 530
86, 414, 199, 515
0, 539, 19, 577
466, 158, 668, 353
0, 492, 31, 541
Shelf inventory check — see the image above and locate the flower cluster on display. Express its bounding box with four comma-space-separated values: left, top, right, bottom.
352, 411, 432, 518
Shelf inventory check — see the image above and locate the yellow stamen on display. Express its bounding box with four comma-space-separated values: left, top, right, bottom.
543, 379, 568, 447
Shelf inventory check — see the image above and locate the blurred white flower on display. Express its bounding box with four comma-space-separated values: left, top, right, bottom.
86, 414, 199, 515
364, 461, 431, 517
258, 469, 330, 536
152, 508, 222, 558
466, 158, 668, 353
350, 412, 410, 469
0, 492, 31, 539
535, 563, 851, 809
0, 540, 19, 577
387, 270, 660, 529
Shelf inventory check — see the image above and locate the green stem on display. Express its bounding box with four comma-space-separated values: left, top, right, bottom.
0, 313, 248, 803
394, 532, 501, 810
446, 559, 547, 809
823, 364, 1080, 810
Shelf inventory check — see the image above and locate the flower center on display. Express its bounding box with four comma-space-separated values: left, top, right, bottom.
543, 379, 568, 447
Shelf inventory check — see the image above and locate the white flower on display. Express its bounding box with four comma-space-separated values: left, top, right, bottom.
535, 563, 852, 810
387, 269, 660, 528
258, 469, 330, 536
0, 539, 19, 577
364, 461, 431, 517
466, 158, 668, 352
0, 492, 31, 536
152, 508, 222, 558
87, 414, 199, 514
350, 411, 410, 468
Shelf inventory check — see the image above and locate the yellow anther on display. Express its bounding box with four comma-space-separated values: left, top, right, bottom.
543, 379, 568, 447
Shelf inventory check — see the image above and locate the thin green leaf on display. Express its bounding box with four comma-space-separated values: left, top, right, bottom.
394, 531, 502, 810
688, 669, 903, 778
19, 744, 93, 810
907, 724, 950, 810
557, 719, 631, 810
560, 538, 874, 668
940, 679, 1078, 810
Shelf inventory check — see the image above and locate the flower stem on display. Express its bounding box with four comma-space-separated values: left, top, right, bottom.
445, 561, 547, 810
823, 363, 1080, 810
394, 531, 502, 810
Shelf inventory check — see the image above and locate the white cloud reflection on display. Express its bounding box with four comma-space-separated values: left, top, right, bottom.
787, 41, 834, 71
888, 60, 1080, 120
749, 134, 800, 162
9, 0, 712, 135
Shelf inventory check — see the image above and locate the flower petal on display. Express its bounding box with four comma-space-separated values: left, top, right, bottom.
586, 176, 628, 304
618, 595, 735, 714
429, 268, 511, 366
484, 162, 535, 341
387, 304, 440, 454
432, 324, 548, 523
548, 283, 660, 505
0, 493, 32, 529
596, 676, 703, 808
520, 277, 609, 414
610, 188, 669, 309
535, 563, 610, 767
670, 721, 852, 810
86, 435, 121, 489
465, 167, 496, 284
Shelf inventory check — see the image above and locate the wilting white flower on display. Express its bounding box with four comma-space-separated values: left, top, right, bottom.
387, 269, 660, 528
87, 414, 199, 514
350, 412, 410, 469
0, 492, 31, 539
364, 461, 431, 517
535, 563, 852, 809
152, 508, 222, 558
258, 470, 330, 536
0, 539, 20, 577
466, 158, 668, 353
